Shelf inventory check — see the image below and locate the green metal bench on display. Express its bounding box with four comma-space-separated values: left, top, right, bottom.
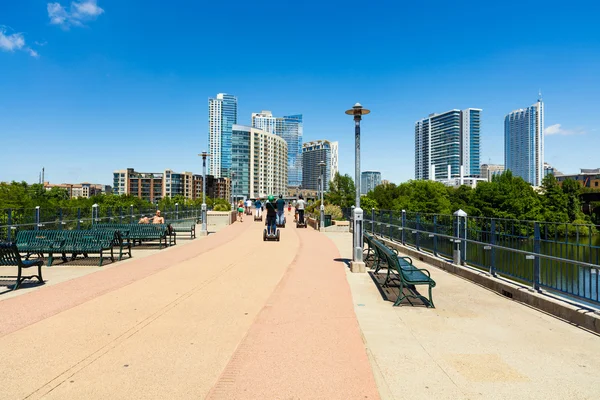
93, 224, 173, 249
167, 219, 196, 239
58, 230, 118, 266
380, 243, 436, 307
15, 230, 124, 266
0, 242, 44, 290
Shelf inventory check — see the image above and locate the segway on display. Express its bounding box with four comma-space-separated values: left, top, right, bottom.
263, 224, 280, 241
254, 209, 263, 222
296, 211, 307, 228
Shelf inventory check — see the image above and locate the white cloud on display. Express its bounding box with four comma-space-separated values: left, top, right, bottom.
545, 124, 586, 136
0, 29, 25, 52
48, 0, 104, 28
0, 27, 39, 57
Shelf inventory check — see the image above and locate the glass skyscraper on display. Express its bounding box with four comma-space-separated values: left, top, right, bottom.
209, 93, 237, 178
504, 98, 544, 186
252, 111, 303, 187
415, 108, 481, 180
361, 171, 382, 195
302, 140, 338, 191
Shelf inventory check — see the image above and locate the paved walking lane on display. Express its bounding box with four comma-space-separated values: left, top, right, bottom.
0, 218, 378, 400
207, 226, 379, 400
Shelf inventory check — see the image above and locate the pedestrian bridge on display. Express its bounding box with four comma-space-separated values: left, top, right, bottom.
1, 217, 599, 400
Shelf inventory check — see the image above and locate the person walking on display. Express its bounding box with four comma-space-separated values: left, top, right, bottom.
237, 200, 245, 222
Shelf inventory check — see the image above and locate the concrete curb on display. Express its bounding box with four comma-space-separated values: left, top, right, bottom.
379, 237, 600, 335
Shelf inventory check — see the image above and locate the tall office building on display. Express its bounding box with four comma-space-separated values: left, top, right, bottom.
361, 171, 382, 195
504, 97, 544, 186
252, 111, 303, 187
302, 140, 338, 191
231, 125, 288, 199
209, 93, 237, 178
415, 108, 481, 181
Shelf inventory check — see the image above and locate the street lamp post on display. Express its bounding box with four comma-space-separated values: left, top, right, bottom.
319, 160, 326, 230
198, 152, 210, 236
345, 103, 370, 273
231, 171, 236, 210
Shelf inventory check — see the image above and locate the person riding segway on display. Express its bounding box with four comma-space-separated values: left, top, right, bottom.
295, 194, 307, 228
264, 195, 280, 241
254, 198, 263, 221
275, 194, 286, 228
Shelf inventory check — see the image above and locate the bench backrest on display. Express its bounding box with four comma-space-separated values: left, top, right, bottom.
0, 242, 22, 266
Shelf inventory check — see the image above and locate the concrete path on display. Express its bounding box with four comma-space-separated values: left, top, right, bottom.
326, 232, 600, 400
0, 216, 378, 400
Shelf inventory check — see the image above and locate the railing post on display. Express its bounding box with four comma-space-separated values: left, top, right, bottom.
461, 215, 467, 265
401, 209, 406, 245
433, 215, 438, 256
416, 213, 421, 251
59, 208, 63, 230
176, 203, 179, 220
77, 208, 81, 230
490, 219, 496, 276
120, 206, 123, 223
130, 204, 134, 223
35, 206, 40, 231
7, 208, 12, 242
533, 222, 541, 291
379, 210, 384, 237
92, 204, 98, 226
389, 210, 393, 240
371, 208, 375, 234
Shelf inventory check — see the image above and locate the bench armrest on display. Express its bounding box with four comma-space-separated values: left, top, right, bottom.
399, 256, 413, 264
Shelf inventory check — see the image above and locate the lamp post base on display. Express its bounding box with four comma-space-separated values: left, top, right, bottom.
350, 261, 366, 273
199, 230, 208, 236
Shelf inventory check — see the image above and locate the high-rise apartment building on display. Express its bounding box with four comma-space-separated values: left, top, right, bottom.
302, 140, 338, 191
209, 93, 237, 178
252, 111, 303, 187
504, 98, 544, 186
361, 171, 382, 195
231, 125, 288, 199
480, 164, 505, 182
415, 108, 481, 181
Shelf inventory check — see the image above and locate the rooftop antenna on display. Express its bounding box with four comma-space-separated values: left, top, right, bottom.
538, 89, 543, 102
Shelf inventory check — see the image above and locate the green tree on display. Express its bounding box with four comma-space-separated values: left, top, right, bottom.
326, 173, 355, 208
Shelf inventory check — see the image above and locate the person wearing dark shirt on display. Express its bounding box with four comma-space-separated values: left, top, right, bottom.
254, 199, 262, 218
265, 195, 277, 235
276, 194, 286, 225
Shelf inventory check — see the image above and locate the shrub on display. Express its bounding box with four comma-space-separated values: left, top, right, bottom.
324, 204, 343, 220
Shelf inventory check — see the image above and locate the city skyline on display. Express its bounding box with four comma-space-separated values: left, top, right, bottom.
1, 1, 599, 186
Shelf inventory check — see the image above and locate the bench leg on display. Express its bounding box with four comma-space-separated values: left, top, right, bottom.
48, 253, 54, 267
99, 251, 104, 267
428, 285, 435, 308
13, 265, 23, 290
110, 247, 115, 262
393, 280, 405, 306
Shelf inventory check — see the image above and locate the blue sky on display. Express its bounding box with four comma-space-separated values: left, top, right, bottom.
1, 0, 599, 186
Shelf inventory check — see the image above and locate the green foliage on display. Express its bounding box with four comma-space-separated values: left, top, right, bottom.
324, 204, 343, 220
360, 196, 378, 211
326, 172, 355, 208
359, 171, 595, 227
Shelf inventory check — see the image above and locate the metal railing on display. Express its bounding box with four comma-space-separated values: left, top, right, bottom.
0, 205, 205, 242
345, 208, 600, 305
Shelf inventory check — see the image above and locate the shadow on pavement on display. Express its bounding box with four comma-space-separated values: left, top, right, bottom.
368, 270, 429, 308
